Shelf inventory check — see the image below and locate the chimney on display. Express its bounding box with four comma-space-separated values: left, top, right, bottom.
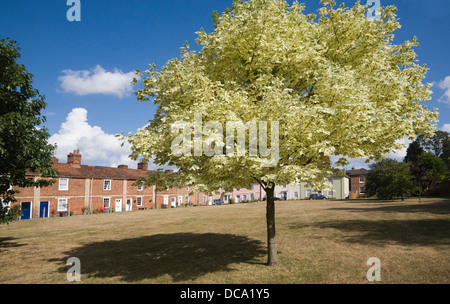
118, 164, 128, 169
51, 156, 59, 164
67, 150, 82, 168
138, 161, 148, 171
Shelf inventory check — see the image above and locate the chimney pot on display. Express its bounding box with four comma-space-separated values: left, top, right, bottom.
67, 150, 82, 168
138, 161, 148, 171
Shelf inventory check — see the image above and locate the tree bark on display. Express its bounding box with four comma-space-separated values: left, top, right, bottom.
265, 185, 279, 266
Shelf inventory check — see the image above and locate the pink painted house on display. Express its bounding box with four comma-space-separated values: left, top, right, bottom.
213, 183, 263, 204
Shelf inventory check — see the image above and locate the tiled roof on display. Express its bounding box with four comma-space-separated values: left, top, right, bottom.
346, 168, 370, 176
29, 163, 149, 180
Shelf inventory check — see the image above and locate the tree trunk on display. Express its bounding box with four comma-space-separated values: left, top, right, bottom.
265, 185, 279, 266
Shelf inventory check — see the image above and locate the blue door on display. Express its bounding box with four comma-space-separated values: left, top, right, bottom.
20, 202, 31, 220
39, 201, 49, 218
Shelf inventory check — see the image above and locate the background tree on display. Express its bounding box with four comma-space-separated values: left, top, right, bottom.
365, 159, 415, 200
416, 130, 449, 159
410, 152, 447, 203
404, 140, 425, 164
0, 38, 57, 224
123, 0, 438, 265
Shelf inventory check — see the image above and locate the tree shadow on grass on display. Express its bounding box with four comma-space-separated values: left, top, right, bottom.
328, 199, 450, 215
0, 237, 27, 253
290, 219, 450, 247
50, 233, 265, 283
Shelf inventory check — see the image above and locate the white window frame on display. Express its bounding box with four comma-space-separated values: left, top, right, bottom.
185, 186, 190, 191
59, 178, 69, 191
136, 196, 143, 207
359, 175, 365, 183
103, 197, 111, 209
58, 198, 68, 212
359, 187, 365, 194
137, 184, 143, 191
103, 179, 112, 191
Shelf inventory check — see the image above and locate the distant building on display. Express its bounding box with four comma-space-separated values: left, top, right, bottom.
273, 175, 349, 200
346, 168, 370, 198
11, 150, 202, 220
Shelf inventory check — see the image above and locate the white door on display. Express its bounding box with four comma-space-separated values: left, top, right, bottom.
178, 196, 183, 207
126, 198, 132, 211
171, 197, 176, 208
163, 195, 169, 206
115, 199, 122, 212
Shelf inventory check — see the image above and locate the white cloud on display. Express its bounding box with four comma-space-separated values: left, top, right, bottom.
58, 65, 136, 98
437, 76, 450, 105
442, 124, 450, 133
49, 108, 137, 167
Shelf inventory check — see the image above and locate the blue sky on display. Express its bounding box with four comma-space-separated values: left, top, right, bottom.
1, 0, 449, 169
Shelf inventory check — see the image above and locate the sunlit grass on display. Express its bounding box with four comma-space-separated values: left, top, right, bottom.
1, 197, 449, 284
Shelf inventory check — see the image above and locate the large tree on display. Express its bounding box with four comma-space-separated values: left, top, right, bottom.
0, 38, 57, 224
123, 0, 438, 265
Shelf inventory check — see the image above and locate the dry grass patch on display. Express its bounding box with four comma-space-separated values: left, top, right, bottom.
0, 197, 449, 284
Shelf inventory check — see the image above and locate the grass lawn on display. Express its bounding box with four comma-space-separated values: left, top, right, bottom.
0, 197, 449, 284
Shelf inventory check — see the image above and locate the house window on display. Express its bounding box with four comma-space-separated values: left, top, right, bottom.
359, 187, 365, 194
328, 190, 334, 197
58, 198, 68, 212
203, 195, 207, 203
59, 178, 69, 191
185, 186, 190, 191
294, 191, 299, 199
137, 185, 143, 191
136, 197, 143, 207
103, 197, 110, 209
243, 195, 247, 201
103, 179, 111, 191
185, 196, 189, 204
359, 176, 365, 183
250, 193, 254, 201
306, 189, 312, 197
282, 183, 287, 188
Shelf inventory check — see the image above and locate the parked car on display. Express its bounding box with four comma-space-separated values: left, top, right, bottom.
309, 193, 329, 200
213, 199, 224, 205
262, 197, 282, 201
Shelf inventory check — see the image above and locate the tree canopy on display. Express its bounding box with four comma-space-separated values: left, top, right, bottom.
122, 0, 438, 265
0, 38, 57, 224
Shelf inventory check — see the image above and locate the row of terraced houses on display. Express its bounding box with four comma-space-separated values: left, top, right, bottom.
9, 150, 369, 220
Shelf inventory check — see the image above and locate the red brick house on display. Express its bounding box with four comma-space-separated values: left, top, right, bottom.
12, 150, 202, 219
346, 168, 370, 198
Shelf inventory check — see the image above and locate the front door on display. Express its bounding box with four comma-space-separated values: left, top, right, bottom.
20, 202, 31, 220
39, 201, 49, 218
125, 198, 132, 211
115, 199, 122, 212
